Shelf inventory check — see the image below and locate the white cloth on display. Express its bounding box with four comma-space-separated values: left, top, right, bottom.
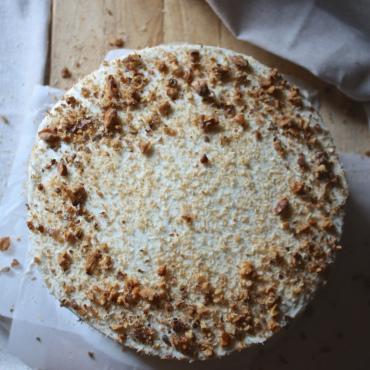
207, 0, 370, 125
0, 0, 50, 201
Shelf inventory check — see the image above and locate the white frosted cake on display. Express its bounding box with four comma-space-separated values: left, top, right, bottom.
27, 45, 348, 360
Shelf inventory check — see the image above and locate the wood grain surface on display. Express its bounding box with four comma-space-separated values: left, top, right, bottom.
49, 0, 370, 153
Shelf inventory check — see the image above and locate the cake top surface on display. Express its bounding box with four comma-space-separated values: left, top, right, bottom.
27, 44, 348, 360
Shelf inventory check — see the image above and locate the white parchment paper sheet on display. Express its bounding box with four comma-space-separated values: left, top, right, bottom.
1, 49, 370, 369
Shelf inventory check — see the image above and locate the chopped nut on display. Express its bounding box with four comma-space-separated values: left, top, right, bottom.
267, 320, 280, 332
273, 137, 286, 158
99, 255, 113, 270
132, 324, 156, 344
11, 259, 20, 268
157, 61, 168, 73
288, 87, 303, 107
105, 75, 120, 99
200, 116, 219, 133
321, 217, 334, 231
171, 331, 196, 355
157, 265, 167, 276
172, 318, 189, 333
85, 249, 102, 274
240, 261, 254, 279
192, 80, 210, 97
139, 141, 153, 156
66, 185, 87, 207
163, 127, 177, 136
123, 54, 143, 71
111, 38, 124, 47
57, 251, 72, 271
148, 113, 161, 130
200, 154, 209, 165
167, 78, 180, 98
158, 101, 172, 116
103, 108, 121, 131
38, 128, 60, 147
173, 66, 184, 78
212, 65, 230, 82
295, 223, 311, 234
291, 181, 304, 195
66, 96, 79, 107
224, 104, 236, 117
58, 162, 68, 176
220, 331, 232, 347
274, 198, 290, 217
61, 67, 71, 79
220, 136, 231, 146
234, 113, 248, 129
255, 130, 262, 141
183, 70, 193, 84
0, 237, 11, 251
190, 50, 200, 63
182, 214, 195, 224
297, 153, 307, 170
230, 55, 249, 70
111, 323, 127, 334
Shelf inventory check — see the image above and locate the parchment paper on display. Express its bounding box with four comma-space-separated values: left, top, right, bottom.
1, 50, 370, 370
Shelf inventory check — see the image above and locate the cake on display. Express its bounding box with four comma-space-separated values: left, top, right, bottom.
27, 44, 348, 360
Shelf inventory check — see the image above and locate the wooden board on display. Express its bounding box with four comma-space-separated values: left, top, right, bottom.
49, 0, 370, 154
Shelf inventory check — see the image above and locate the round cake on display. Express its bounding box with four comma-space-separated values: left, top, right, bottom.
27, 45, 348, 360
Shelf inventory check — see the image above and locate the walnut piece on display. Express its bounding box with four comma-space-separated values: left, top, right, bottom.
163, 127, 177, 136
111, 38, 124, 47
182, 214, 195, 224
297, 153, 307, 170
291, 181, 304, 195
11, 259, 20, 268
274, 198, 290, 217
171, 331, 196, 355
139, 141, 153, 156
166, 78, 180, 100
234, 113, 248, 129
85, 249, 102, 275
67, 185, 87, 207
190, 50, 200, 63
57, 251, 72, 272
239, 261, 254, 279
58, 162, 68, 176
230, 55, 249, 70
61, 67, 71, 79
157, 265, 167, 277
200, 154, 209, 165
132, 324, 156, 344
38, 128, 60, 147
0, 237, 10, 251
158, 101, 172, 116
200, 116, 219, 133
220, 331, 232, 347
192, 80, 210, 97
105, 75, 120, 99
273, 138, 286, 158
104, 108, 121, 131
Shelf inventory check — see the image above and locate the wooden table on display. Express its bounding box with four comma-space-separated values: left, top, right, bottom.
49, 0, 369, 153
